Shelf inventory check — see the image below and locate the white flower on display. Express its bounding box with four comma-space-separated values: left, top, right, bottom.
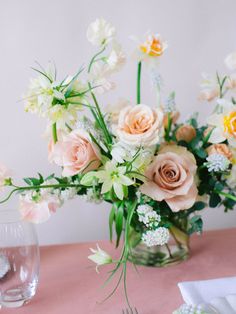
60, 188, 77, 201
88, 244, 112, 273
111, 141, 138, 163
225, 52, 236, 70
137, 204, 153, 218
47, 104, 80, 129
207, 99, 236, 146
137, 205, 161, 228
199, 73, 220, 102
142, 227, 170, 247
106, 42, 126, 73
89, 62, 116, 94
95, 161, 134, 200
89, 43, 125, 95
87, 18, 115, 46
132, 33, 167, 66
205, 153, 230, 172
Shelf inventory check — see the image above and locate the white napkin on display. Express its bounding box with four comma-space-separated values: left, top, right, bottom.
178, 277, 236, 313
178, 276, 236, 305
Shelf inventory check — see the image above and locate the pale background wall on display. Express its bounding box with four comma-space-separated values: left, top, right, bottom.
0, 0, 236, 245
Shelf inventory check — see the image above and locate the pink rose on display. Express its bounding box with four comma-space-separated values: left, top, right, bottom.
140, 145, 198, 212
49, 129, 101, 177
19, 191, 62, 224
116, 104, 163, 146
0, 162, 12, 189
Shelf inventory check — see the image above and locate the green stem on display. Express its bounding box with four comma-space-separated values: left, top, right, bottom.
52, 123, 58, 143
137, 61, 142, 104
88, 82, 112, 145
88, 47, 106, 73
0, 183, 81, 204
215, 190, 236, 202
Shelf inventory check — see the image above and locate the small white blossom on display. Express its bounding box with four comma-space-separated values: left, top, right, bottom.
205, 153, 230, 172
88, 244, 112, 273
60, 188, 77, 201
142, 211, 161, 228
142, 227, 170, 247
164, 92, 176, 113
137, 204, 153, 221
137, 205, 161, 228
87, 18, 115, 46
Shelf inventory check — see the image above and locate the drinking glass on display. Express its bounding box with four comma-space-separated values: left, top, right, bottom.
0, 210, 40, 308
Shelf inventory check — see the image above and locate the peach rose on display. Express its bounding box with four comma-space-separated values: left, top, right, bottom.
207, 144, 233, 161
140, 145, 198, 212
176, 125, 196, 143
116, 104, 163, 146
49, 129, 101, 176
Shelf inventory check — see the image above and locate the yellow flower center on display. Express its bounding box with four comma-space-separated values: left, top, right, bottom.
140, 36, 164, 57
223, 111, 236, 137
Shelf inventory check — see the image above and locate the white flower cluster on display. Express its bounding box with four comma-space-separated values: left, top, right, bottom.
78, 188, 102, 204
136, 204, 169, 247
173, 304, 209, 314
137, 204, 161, 228
142, 227, 170, 247
205, 153, 230, 172
164, 91, 176, 113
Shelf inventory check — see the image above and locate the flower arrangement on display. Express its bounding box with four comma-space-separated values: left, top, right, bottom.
1, 18, 236, 305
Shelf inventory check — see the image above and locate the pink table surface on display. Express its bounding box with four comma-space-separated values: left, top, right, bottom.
2, 228, 236, 314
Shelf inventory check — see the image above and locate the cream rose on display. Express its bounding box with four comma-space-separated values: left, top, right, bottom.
140, 145, 198, 212
116, 104, 163, 146
49, 129, 101, 176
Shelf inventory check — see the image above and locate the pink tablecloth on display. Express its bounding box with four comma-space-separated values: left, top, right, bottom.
3, 228, 236, 314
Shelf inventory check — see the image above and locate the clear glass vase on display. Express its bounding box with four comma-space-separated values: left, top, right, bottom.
0, 210, 40, 308
129, 224, 190, 267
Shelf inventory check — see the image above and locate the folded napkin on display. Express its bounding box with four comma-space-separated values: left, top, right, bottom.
178, 277, 236, 313
178, 276, 236, 305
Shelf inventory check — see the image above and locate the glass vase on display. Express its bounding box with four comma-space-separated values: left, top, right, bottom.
129, 224, 190, 267
0, 210, 40, 308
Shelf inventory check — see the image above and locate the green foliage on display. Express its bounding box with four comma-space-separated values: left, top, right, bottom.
188, 215, 203, 235
209, 192, 221, 208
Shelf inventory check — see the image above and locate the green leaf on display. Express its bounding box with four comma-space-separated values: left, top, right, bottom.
115, 205, 124, 248
209, 192, 221, 208
23, 178, 33, 186
109, 206, 116, 242
195, 148, 207, 159
188, 215, 203, 235
80, 172, 97, 186
194, 201, 206, 211
38, 173, 44, 184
